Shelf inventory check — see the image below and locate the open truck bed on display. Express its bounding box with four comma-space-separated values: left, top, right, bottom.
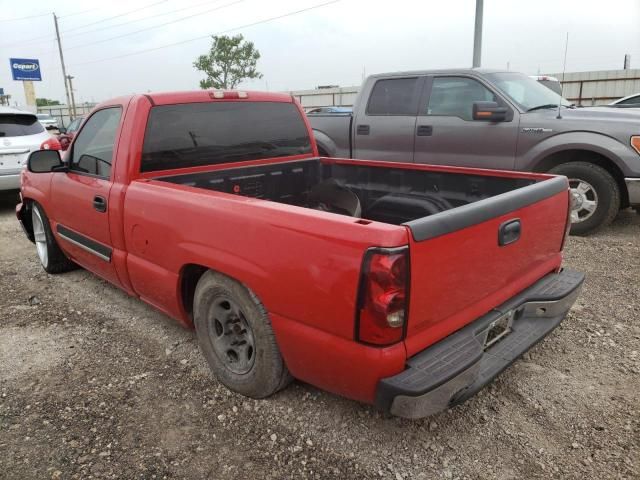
156, 156, 576, 356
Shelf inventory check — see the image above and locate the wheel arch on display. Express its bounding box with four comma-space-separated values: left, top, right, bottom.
17, 197, 35, 243
178, 263, 262, 326
311, 129, 336, 157
532, 149, 629, 208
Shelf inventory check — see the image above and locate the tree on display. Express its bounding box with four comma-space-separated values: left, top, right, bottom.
194, 34, 262, 90
36, 98, 61, 107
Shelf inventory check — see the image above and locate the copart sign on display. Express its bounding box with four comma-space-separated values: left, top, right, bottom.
9, 58, 42, 81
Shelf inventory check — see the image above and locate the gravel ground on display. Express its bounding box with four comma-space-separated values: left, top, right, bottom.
0, 190, 638, 480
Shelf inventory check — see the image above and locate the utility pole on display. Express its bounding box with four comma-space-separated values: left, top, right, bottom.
53, 13, 72, 120
472, 0, 484, 68
67, 75, 77, 118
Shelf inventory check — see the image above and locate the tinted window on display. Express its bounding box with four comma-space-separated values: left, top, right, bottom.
0, 114, 45, 137
367, 78, 420, 115
67, 117, 83, 133
619, 95, 640, 106
141, 102, 312, 172
70, 107, 121, 178
426, 77, 497, 120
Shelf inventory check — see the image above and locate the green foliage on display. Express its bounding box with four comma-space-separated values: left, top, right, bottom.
194, 34, 262, 90
36, 98, 61, 107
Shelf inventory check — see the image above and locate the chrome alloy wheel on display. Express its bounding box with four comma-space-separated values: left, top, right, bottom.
31, 207, 48, 267
569, 178, 598, 223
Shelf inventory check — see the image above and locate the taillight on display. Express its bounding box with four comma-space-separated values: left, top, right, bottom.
356, 247, 409, 346
560, 186, 573, 250
40, 137, 61, 151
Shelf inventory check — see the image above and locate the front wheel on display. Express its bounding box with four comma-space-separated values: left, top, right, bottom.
193, 271, 292, 398
549, 162, 620, 236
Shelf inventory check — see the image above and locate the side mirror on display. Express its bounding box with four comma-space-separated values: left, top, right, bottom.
57, 127, 67, 134
472, 101, 508, 122
27, 150, 66, 173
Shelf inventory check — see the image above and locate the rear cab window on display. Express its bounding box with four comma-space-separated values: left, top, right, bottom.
141, 101, 312, 172
0, 114, 45, 137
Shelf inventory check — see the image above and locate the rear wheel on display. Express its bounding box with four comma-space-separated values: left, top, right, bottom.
194, 271, 292, 398
549, 162, 620, 236
31, 203, 76, 274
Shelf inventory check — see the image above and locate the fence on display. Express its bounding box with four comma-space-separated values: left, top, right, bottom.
289, 86, 359, 109
37, 104, 97, 128
543, 69, 640, 106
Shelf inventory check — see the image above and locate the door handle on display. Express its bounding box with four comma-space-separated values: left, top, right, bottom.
498, 219, 521, 246
356, 124, 370, 135
416, 125, 433, 136
93, 195, 107, 213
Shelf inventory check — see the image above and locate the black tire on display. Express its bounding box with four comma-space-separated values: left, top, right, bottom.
31, 202, 77, 274
549, 162, 620, 236
193, 271, 292, 398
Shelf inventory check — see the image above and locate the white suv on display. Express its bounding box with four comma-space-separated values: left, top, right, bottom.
0, 107, 58, 191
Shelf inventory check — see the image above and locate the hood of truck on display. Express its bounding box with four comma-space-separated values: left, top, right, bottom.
522, 106, 640, 131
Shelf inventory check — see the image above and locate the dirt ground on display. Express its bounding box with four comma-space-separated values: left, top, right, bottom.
0, 190, 638, 480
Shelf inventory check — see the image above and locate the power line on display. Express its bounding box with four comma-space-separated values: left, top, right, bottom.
59, 8, 100, 19
0, 0, 168, 47
68, 0, 341, 68
62, 0, 169, 33
0, 7, 96, 23
65, 0, 246, 51
64, 0, 229, 40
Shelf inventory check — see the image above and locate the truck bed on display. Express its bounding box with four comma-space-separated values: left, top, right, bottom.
156, 158, 545, 230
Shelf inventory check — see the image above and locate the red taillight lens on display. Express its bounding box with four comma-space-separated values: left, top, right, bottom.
356, 247, 409, 346
40, 137, 61, 151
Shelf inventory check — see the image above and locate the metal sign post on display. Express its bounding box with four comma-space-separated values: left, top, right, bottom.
9, 58, 42, 113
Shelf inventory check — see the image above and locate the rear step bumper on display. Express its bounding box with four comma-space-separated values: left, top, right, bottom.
375, 269, 585, 419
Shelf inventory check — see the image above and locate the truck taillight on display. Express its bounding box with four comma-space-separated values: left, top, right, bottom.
40, 137, 61, 151
356, 247, 409, 346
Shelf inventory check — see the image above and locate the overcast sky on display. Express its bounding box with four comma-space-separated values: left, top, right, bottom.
1, 0, 639, 107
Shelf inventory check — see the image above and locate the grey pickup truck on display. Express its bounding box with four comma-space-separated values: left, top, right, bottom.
308, 69, 640, 235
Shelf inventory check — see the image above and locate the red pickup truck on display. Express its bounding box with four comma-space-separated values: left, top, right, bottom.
17, 90, 584, 418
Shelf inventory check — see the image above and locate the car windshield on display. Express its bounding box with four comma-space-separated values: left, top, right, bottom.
485, 72, 571, 111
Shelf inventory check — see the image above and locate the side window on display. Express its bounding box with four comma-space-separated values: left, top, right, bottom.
426, 77, 497, 120
68, 118, 82, 133
69, 108, 121, 178
619, 95, 640, 106
366, 78, 420, 115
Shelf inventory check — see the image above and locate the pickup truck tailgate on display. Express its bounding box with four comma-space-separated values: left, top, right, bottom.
403, 175, 569, 357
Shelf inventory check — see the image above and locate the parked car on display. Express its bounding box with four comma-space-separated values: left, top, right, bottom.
17, 90, 583, 418
309, 69, 640, 235
0, 107, 60, 191
306, 106, 353, 114
530, 75, 563, 95
608, 93, 640, 109
36, 113, 59, 130
57, 116, 85, 150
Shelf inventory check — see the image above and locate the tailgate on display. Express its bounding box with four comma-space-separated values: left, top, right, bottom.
403, 175, 569, 357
